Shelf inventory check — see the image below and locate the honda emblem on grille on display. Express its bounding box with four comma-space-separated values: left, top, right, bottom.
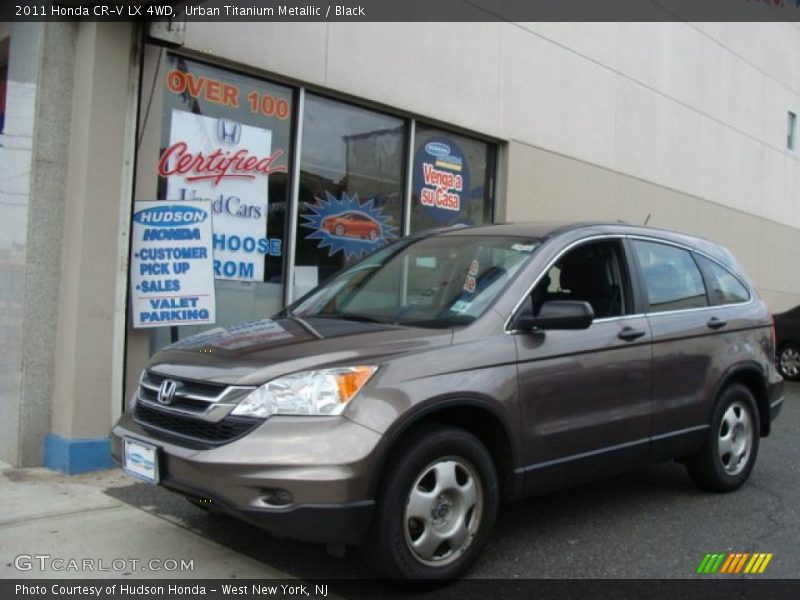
157, 379, 178, 405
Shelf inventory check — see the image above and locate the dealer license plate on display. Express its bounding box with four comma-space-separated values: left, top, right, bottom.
123, 438, 159, 484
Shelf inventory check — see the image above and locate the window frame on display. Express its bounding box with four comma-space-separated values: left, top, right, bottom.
0, 36, 8, 135
527, 238, 635, 320
506, 235, 642, 332
506, 233, 755, 332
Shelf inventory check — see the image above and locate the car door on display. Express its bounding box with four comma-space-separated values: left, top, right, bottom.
628, 238, 730, 462
513, 237, 653, 494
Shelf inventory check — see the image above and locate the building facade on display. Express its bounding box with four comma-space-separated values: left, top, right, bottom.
1, 20, 799, 471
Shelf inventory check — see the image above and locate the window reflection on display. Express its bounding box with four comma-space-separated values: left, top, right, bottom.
294, 94, 405, 298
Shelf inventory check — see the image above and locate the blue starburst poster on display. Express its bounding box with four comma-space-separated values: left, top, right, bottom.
301, 192, 398, 260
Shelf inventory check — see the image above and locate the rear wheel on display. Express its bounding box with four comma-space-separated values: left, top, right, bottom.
686, 383, 760, 492
365, 424, 498, 581
777, 343, 800, 380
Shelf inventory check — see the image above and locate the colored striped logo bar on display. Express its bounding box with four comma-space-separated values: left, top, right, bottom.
696, 553, 773, 574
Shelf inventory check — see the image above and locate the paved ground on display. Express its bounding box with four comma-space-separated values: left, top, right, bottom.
0, 467, 289, 579
2, 383, 798, 584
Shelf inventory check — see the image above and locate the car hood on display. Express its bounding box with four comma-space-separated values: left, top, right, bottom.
145, 316, 454, 386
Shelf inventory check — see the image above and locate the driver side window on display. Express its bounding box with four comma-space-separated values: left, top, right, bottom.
530, 240, 629, 319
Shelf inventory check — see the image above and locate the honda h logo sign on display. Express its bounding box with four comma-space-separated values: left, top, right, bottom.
157, 379, 179, 405
216, 119, 242, 145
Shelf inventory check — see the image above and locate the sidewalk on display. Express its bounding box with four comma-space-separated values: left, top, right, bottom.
0, 462, 291, 579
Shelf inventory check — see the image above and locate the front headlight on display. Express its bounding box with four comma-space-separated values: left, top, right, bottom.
231, 365, 377, 418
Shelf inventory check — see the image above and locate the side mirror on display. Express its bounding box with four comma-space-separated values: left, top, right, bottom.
516, 300, 594, 331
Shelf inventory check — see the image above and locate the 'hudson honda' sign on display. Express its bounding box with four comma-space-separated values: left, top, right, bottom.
130, 200, 216, 328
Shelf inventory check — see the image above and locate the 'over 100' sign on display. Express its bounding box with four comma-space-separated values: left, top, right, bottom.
130, 201, 216, 328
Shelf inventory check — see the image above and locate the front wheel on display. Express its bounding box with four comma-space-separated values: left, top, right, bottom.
777, 343, 800, 380
365, 424, 498, 581
686, 383, 760, 492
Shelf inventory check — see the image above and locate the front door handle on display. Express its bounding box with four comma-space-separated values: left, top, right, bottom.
707, 317, 727, 330
618, 327, 646, 342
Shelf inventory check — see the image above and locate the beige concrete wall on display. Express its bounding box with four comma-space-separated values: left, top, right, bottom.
502, 140, 800, 312
181, 22, 800, 229
177, 21, 800, 313
50, 22, 137, 440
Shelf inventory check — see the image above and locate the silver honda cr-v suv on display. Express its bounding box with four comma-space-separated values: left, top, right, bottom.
113, 222, 784, 580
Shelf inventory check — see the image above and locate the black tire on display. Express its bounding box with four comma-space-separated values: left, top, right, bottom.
776, 343, 800, 381
686, 383, 760, 492
364, 424, 498, 581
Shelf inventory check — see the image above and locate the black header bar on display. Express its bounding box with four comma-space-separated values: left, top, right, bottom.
4, 579, 800, 600
4, 0, 800, 22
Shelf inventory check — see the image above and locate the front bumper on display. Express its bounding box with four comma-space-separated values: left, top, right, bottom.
111, 410, 383, 544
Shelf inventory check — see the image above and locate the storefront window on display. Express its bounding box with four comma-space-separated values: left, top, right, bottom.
156, 55, 294, 339
134, 52, 497, 355
293, 93, 406, 297
411, 124, 496, 233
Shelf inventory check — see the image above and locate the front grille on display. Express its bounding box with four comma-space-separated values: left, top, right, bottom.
146, 371, 227, 398
137, 387, 209, 413
134, 371, 258, 448
134, 403, 261, 447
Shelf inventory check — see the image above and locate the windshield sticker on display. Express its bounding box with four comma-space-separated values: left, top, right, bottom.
511, 243, 537, 253
461, 260, 480, 293
301, 191, 398, 260
215, 319, 293, 349
451, 299, 471, 314
463, 274, 477, 293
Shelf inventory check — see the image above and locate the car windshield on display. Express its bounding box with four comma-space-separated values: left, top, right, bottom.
288, 235, 541, 328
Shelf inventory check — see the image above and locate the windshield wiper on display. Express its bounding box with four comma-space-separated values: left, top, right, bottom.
330, 313, 397, 325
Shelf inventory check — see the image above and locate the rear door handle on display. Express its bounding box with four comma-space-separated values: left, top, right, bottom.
707, 317, 727, 330
618, 327, 646, 342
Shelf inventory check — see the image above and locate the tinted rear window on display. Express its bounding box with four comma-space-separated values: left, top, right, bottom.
632, 240, 708, 313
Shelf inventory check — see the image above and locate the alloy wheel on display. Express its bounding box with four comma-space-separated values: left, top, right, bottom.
779, 346, 800, 379
718, 400, 753, 476
403, 457, 483, 567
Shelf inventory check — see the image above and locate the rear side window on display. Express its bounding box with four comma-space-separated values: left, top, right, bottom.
632, 240, 708, 313
695, 254, 750, 305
